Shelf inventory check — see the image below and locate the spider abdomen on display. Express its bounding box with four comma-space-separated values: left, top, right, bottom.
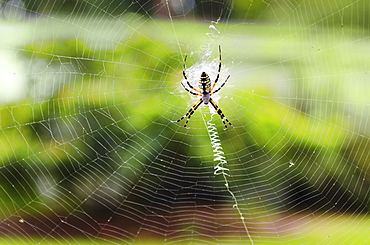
199, 72, 211, 95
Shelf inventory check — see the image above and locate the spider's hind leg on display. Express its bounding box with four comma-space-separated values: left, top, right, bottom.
209, 98, 233, 128
172, 99, 203, 128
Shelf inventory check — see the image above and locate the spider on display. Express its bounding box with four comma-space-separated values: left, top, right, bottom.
172, 45, 233, 129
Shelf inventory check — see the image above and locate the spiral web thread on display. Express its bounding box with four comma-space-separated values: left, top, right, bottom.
203, 111, 254, 245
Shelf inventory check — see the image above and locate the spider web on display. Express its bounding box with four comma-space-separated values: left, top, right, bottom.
0, 0, 369, 244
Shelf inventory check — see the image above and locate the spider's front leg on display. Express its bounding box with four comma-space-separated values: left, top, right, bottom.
181, 82, 201, 96
210, 45, 223, 92
172, 99, 203, 128
210, 75, 230, 95
183, 55, 201, 94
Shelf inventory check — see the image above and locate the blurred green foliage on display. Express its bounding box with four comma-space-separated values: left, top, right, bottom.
0, 33, 181, 217
13, 0, 370, 28
0, 16, 369, 245
23, 0, 146, 16
1, 24, 368, 220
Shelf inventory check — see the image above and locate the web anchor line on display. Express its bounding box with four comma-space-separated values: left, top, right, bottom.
206, 115, 254, 245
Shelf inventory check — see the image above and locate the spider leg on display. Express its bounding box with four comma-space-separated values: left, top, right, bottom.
172, 99, 203, 128
210, 45, 222, 92
183, 55, 202, 93
209, 98, 233, 128
210, 75, 230, 95
181, 82, 201, 96
186, 80, 202, 93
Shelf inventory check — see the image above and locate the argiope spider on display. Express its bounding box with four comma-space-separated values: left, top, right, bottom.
172, 45, 233, 129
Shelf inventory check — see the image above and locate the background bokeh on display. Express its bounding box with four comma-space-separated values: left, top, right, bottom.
0, 0, 369, 244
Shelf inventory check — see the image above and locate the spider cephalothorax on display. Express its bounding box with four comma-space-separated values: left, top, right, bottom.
173, 45, 233, 129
